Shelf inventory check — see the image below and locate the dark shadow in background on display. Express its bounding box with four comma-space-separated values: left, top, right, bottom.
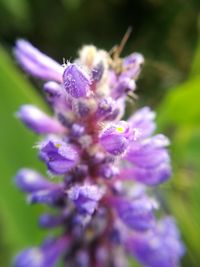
0, 0, 199, 105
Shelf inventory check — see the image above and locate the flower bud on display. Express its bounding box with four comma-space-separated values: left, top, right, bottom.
43, 81, 69, 110
99, 121, 130, 156
63, 63, 91, 98
39, 214, 64, 228
68, 184, 104, 215
113, 77, 136, 99
91, 62, 104, 83
17, 105, 65, 134
122, 52, 144, 80
28, 187, 65, 206
14, 238, 68, 267
15, 168, 52, 193
14, 39, 63, 82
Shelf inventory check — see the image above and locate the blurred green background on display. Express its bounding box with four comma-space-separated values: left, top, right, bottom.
0, 0, 200, 266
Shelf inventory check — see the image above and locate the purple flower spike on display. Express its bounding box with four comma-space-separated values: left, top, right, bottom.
17, 105, 65, 134
15, 168, 52, 193
68, 184, 104, 215
111, 195, 157, 231
14, 39, 63, 82
39, 138, 79, 174
63, 63, 91, 98
125, 217, 185, 267
14, 40, 184, 267
99, 121, 130, 155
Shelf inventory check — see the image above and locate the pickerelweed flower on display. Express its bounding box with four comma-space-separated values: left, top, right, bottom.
13, 38, 185, 267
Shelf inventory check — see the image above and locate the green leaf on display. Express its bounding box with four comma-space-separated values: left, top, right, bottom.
0, 46, 48, 263
157, 76, 200, 130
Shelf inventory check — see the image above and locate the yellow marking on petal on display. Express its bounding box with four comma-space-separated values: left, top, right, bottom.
55, 143, 61, 148
116, 126, 125, 133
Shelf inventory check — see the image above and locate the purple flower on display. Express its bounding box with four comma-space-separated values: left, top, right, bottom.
126, 134, 170, 168
125, 217, 185, 267
99, 121, 131, 155
119, 162, 172, 186
68, 184, 104, 215
118, 134, 171, 185
39, 138, 79, 174
110, 195, 157, 231
122, 52, 144, 80
112, 76, 136, 99
128, 107, 156, 139
13, 40, 184, 267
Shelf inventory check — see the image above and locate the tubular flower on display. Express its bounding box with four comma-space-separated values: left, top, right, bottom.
13, 40, 184, 267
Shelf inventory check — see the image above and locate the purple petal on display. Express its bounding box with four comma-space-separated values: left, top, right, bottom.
119, 162, 172, 186
128, 107, 156, 139
125, 134, 170, 168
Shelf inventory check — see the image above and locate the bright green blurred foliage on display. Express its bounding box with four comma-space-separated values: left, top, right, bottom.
0, 0, 200, 266
0, 47, 48, 266
156, 26, 200, 267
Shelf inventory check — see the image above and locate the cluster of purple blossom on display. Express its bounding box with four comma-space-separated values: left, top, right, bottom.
13, 39, 184, 267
